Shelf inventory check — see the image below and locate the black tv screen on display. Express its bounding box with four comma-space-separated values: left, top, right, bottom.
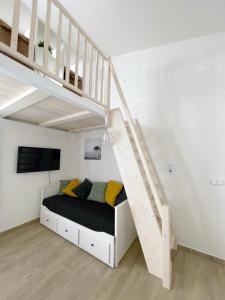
17, 146, 61, 173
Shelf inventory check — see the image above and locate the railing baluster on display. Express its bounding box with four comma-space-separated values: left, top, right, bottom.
89, 46, 94, 97
95, 53, 99, 100
55, 10, 62, 76
100, 58, 105, 104
47, 0, 107, 60
11, 0, 21, 51
28, 0, 38, 61
82, 39, 87, 93
75, 30, 80, 89
107, 61, 111, 108
43, 0, 51, 69
65, 22, 71, 83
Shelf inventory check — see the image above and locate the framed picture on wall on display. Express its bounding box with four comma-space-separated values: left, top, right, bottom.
84, 138, 102, 160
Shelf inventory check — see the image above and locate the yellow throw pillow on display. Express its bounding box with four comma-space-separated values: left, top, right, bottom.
63, 178, 81, 197
105, 180, 123, 207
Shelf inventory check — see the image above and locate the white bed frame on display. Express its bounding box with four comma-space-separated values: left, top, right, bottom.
40, 182, 137, 267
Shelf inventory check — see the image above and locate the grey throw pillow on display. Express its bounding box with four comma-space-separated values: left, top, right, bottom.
87, 182, 107, 203
59, 180, 71, 195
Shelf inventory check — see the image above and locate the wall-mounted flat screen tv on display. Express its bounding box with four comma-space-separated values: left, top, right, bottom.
17, 146, 61, 173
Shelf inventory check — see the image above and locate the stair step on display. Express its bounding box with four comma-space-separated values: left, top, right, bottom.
137, 161, 158, 179
145, 178, 159, 187
133, 147, 148, 155
135, 158, 158, 184
129, 136, 144, 147
136, 156, 150, 164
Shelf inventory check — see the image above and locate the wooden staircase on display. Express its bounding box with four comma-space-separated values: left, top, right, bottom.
108, 61, 177, 289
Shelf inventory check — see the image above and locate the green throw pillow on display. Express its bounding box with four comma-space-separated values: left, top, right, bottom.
59, 180, 71, 195
87, 182, 107, 203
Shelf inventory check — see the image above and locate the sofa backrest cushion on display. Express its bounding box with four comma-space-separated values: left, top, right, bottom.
87, 182, 107, 203
115, 187, 127, 206
105, 180, 123, 207
73, 178, 92, 199
63, 178, 81, 197
59, 180, 71, 195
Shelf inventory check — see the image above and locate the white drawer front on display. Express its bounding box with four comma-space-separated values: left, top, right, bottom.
79, 229, 111, 265
58, 218, 79, 245
40, 208, 57, 232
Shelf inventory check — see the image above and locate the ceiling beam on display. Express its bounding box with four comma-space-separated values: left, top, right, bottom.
0, 88, 49, 118
39, 111, 93, 127
69, 124, 106, 133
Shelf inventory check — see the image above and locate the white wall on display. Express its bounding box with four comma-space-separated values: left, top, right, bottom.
0, 119, 74, 233
71, 129, 121, 182
0, 119, 121, 233
112, 32, 225, 260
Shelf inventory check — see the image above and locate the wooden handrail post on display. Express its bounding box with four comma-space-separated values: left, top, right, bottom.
82, 39, 87, 93
55, 10, 62, 76
43, 0, 51, 69
100, 58, 105, 104
89, 46, 94, 97
75, 30, 80, 88
107, 60, 111, 109
95, 53, 99, 100
28, 0, 38, 61
104, 60, 111, 128
162, 204, 172, 289
65, 22, 72, 83
11, 0, 21, 51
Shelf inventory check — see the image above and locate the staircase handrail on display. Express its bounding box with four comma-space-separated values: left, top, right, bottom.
109, 59, 165, 221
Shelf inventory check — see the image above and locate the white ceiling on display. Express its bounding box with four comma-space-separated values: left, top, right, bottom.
58, 0, 225, 56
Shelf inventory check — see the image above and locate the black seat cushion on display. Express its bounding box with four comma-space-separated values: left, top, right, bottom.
43, 195, 115, 235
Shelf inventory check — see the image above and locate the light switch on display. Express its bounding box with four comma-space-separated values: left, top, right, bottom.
218, 180, 225, 186
210, 179, 225, 186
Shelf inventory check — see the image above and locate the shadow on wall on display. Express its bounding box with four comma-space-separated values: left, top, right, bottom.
143, 43, 225, 250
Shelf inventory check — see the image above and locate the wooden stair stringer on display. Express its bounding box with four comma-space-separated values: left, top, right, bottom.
133, 119, 177, 250
108, 108, 163, 279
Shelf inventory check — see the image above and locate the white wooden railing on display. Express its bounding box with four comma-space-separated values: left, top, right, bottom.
0, 0, 110, 108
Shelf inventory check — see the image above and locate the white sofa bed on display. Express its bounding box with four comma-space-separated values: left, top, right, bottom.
40, 182, 137, 267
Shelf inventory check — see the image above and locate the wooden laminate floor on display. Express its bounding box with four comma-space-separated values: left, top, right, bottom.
0, 222, 224, 300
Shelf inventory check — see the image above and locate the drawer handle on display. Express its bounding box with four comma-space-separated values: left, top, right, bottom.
65, 229, 68, 232
91, 243, 94, 247
46, 219, 49, 222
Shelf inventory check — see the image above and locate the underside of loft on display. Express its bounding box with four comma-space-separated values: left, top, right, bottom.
0, 53, 106, 132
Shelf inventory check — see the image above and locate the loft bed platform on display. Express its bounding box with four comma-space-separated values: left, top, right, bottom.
0, 53, 105, 132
